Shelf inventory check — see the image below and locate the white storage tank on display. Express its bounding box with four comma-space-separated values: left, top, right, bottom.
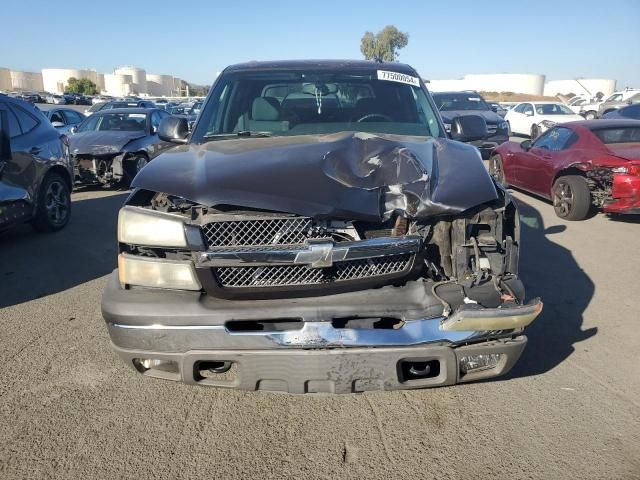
104, 73, 133, 97
0, 67, 11, 91
425, 73, 545, 96
146, 74, 175, 97
9, 70, 44, 92
42, 68, 95, 94
114, 66, 147, 94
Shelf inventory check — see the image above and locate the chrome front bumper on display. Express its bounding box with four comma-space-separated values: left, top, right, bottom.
102, 272, 540, 392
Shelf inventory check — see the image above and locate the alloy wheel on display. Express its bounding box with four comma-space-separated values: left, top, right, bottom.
45, 180, 70, 227
552, 180, 574, 217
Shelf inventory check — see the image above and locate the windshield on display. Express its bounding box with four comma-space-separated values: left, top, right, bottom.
535, 104, 575, 115
189, 101, 203, 115
77, 112, 147, 132
593, 127, 640, 144
432, 93, 491, 112
191, 69, 442, 142
89, 102, 105, 112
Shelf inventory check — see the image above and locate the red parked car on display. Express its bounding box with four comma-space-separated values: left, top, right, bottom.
490, 119, 640, 220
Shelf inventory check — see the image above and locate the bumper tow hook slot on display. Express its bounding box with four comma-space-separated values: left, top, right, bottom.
409, 363, 431, 377
400, 360, 440, 381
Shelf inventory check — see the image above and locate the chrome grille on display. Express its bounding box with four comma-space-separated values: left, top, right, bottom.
486, 124, 498, 134
202, 217, 317, 247
215, 254, 413, 288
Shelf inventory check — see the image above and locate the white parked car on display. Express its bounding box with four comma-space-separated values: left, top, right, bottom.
45, 94, 65, 105
505, 101, 583, 138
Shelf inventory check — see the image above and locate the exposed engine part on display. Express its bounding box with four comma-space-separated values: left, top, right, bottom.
584, 168, 614, 208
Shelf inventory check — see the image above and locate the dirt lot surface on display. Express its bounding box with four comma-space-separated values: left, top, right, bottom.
1, 187, 639, 480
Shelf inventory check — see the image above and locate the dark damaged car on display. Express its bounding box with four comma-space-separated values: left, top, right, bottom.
102, 60, 542, 393
70, 108, 173, 186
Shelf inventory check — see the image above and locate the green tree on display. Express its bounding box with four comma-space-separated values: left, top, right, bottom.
66, 77, 98, 95
360, 26, 409, 62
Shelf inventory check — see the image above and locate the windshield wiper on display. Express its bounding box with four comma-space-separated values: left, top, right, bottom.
203, 131, 272, 140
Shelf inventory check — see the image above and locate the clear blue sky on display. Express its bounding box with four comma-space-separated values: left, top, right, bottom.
3, 0, 639, 87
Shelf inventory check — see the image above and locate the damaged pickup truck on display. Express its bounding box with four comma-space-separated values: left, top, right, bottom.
102, 60, 542, 393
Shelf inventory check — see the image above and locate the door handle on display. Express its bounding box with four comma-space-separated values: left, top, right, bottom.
29, 147, 42, 155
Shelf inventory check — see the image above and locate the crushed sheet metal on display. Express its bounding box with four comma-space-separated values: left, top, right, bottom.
132, 131, 499, 221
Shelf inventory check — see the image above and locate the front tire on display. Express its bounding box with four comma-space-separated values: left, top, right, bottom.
489, 154, 508, 187
530, 124, 539, 139
124, 154, 148, 186
584, 111, 597, 120
551, 175, 592, 221
33, 173, 71, 232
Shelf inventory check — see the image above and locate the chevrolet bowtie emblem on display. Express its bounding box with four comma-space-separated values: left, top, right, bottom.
294, 240, 347, 268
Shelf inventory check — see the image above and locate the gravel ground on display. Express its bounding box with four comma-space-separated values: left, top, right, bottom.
1, 186, 639, 480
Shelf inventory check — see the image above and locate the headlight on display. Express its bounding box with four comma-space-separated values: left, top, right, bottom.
118, 254, 202, 290
541, 120, 556, 128
498, 121, 508, 131
118, 206, 187, 247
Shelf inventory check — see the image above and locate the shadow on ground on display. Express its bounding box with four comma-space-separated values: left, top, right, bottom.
0, 191, 127, 308
507, 198, 597, 379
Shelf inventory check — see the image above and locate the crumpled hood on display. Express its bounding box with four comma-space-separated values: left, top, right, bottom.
132, 131, 499, 221
70, 131, 145, 155
439, 110, 503, 124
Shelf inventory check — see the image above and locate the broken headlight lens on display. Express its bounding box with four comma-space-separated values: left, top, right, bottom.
118, 206, 187, 247
118, 254, 202, 290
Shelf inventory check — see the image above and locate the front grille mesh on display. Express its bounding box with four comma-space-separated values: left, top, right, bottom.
202, 217, 317, 248
215, 254, 413, 288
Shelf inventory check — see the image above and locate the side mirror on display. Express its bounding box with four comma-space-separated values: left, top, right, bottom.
449, 115, 488, 143
520, 140, 531, 151
51, 121, 65, 128
158, 116, 189, 143
0, 111, 11, 168
70, 126, 78, 134
490, 104, 498, 113
525, 111, 534, 117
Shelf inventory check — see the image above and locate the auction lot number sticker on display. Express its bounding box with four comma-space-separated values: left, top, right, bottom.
377, 70, 420, 87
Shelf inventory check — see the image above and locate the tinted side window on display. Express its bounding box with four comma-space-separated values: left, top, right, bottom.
78, 115, 101, 132
522, 104, 534, 115
534, 127, 577, 151
514, 104, 524, 113
9, 104, 39, 135
50, 111, 65, 123
64, 110, 83, 124
0, 104, 21, 137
